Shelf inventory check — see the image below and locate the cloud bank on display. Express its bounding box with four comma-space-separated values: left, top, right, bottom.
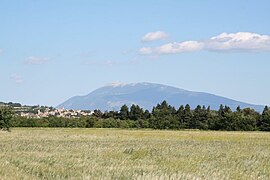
140, 32, 270, 55
142, 31, 168, 42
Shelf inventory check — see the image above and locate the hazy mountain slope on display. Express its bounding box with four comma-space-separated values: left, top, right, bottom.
57, 82, 264, 111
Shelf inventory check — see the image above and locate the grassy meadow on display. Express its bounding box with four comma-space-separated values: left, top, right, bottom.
0, 128, 270, 179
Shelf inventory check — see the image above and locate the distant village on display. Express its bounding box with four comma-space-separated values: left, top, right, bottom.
0, 102, 93, 118
19, 107, 93, 119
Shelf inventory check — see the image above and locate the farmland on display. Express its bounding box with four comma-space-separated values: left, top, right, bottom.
0, 128, 270, 179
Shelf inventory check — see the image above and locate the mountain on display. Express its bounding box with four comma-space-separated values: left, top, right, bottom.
57, 82, 264, 111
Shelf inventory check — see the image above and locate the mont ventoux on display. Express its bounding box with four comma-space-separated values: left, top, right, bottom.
57, 82, 264, 112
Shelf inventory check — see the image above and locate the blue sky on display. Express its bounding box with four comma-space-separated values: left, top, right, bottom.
0, 0, 270, 107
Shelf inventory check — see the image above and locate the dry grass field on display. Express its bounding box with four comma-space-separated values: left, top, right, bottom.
0, 128, 270, 179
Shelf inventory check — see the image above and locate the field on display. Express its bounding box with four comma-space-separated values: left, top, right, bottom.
0, 128, 270, 179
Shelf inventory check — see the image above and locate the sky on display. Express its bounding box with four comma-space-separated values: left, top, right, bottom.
0, 0, 270, 107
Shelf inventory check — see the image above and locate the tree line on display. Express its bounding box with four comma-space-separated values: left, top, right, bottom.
1, 101, 270, 131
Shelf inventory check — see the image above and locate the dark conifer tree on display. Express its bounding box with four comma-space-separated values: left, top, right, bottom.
119, 104, 129, 120
260, 106, 270, 131
177, 105, 185, 128
129, 104, 144, 120
183, 104, 193, 128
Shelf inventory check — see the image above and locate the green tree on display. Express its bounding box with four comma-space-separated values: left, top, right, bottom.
212, 104, 231, 130
193, 105, 209, 130
218, 104, 225, 116
86, 116, 96, 128
236, 106, 241, 112
93, 109, 103, 118
102, 111, 117, 119
150, 101, 178, 129
183, 104, 193, 129
119, 104, 129, 120
259, 106, 270, 131
129, 104, 144, 120
229, 108, 257, 131
192, 105, 201, 129
143, 110, 151, 119
0, 106, 13, 131
176, 105, 185, 128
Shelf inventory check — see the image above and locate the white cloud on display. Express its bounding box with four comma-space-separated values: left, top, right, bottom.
139, 41, 203, 55
0, 49, 3, 55
139, 32, 270, 55
139, 47, 153, 55
206, 32, 270, 52
10, 74, 23, 83
156, 41, 204, 54
25, 56, 49, 65
142, 31, 168, 42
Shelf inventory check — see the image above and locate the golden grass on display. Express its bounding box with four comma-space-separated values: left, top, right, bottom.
0, 128, 270, 179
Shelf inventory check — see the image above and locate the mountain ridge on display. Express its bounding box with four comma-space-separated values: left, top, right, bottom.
57, 82, 264, 111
